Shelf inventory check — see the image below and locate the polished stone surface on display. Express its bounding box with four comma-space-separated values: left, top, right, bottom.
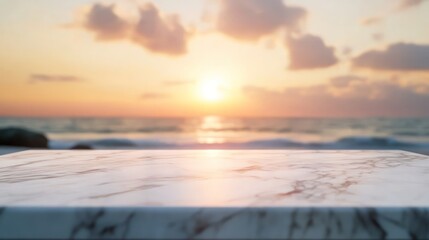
0, 150, 428, 239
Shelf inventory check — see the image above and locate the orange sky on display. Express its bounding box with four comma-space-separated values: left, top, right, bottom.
1, 0, 429, 117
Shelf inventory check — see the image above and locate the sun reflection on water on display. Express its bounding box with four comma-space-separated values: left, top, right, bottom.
196, 116, 227, 145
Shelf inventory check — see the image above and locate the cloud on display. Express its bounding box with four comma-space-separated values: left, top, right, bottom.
82, 3, 128, 40
342, 47, 353, 56
141, 92, 168, 99
396, 0, 426, 11
352, 43, 429, 71
78, 2, 190, 56
163, 80, 195, 86
29, 74, 83, 83
330, 75, 365, 88
286, 34, 338, 70
361, 16, 383, 26
132, 3, 189, 55
372, 32, 384, 42
216, 0, 306, 41
361, 0, 425, 27
242, 78, 429, 116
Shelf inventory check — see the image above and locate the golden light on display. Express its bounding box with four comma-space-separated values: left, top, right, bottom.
199, 75, 225, 102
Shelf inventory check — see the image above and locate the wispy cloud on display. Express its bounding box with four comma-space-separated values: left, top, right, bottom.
361, 16, 383, 26
330, 75, 366, 88
163, 80, 195, 86
396, 0, 426, 11
29, 74, 83, 83
372, 32, 384, 42
361, 0, 426, 27
141, 92, 169, 99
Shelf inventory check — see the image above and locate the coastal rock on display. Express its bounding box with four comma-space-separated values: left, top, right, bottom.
70, 144, 93, 150
0, 127, 48, 148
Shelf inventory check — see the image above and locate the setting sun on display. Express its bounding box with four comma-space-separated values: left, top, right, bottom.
199, 76, 225, 102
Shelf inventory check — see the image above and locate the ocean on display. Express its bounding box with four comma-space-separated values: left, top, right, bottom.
1, 116, 429, 153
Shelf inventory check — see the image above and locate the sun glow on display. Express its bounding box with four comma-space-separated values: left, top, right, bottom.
199, 75, 225, 102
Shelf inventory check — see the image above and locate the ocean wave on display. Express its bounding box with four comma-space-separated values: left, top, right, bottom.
330, 136, 415, 148
49, 126, 183, 134
242, 136, 420, 149
83, 139, 137, 147
199, 127, 296, 133
392, 130, 429, 137
50, 136, 429, 150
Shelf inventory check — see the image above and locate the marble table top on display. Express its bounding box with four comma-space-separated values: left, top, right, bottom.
1, 150, 429, 239
0, 150, 428, 207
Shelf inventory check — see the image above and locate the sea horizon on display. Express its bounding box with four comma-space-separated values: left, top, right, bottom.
1, 116, 429, 155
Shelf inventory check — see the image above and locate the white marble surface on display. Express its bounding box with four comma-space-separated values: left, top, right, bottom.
0, 150, 429, 239
0, 150, 428, 207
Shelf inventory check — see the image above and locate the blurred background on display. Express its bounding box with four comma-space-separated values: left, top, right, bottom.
1, 0, 428, 155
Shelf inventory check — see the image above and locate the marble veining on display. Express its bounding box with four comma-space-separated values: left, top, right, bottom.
0, 150, 429, 239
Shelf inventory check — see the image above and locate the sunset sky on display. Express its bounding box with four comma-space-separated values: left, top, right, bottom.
1, 0, 429, 117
